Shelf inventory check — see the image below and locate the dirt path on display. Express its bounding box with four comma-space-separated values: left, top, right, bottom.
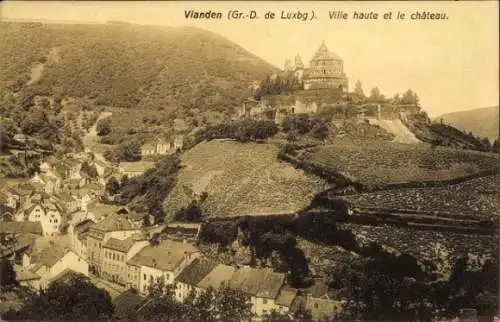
82, 111, 112, 164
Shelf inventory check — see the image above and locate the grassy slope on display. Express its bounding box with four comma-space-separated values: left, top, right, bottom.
301, 138, 498, 186
437, 106, 499, 142
163, 140, 330, 219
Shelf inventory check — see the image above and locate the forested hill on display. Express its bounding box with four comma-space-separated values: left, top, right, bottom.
437, 106, 499, 142
0, 21, 278, 115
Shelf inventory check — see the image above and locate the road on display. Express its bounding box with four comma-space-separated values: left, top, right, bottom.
89, 273, 126, 300
82, 111, 112, 164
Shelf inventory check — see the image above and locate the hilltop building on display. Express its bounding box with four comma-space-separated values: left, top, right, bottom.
284, 41, 348, 93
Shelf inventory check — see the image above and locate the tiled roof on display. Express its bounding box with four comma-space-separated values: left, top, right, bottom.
228, 267, 285, 299
103, 234, 145, 253
94, 213, 137, 232
196, 264, 236, 291
311, 41, 342, 61
0, 221, 43, 235
176, 257, 216, 285
127, 240, 198, 271
119, 162, 155, 173
47, 268, 83, 283
74, 219, 95, 234
14, 264, 40, 281
275, 289, 297, 307
0, 233, 38, 257
30, 246, 71, 268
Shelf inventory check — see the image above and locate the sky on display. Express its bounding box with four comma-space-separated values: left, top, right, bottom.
1, 1, 498, 117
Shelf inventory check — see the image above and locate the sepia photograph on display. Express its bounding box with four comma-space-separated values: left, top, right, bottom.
0, 1, 498, 321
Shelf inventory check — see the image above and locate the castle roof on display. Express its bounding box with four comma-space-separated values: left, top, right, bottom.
311, 41, 342, 61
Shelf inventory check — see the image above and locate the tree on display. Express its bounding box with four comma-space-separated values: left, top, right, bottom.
8, 273, 114, 321
105, 177, 121, 195
263, 310, 295, 322
311, 121, 330, 141
354, 80, 365, 97
0, 259, 17, 293
96, 118, 111, 136
174, 201, 202, 222
0, 233, 17, 293
369, 87, 381, 102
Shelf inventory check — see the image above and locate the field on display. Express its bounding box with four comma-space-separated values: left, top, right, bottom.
163, 140, 330, 219
299, 139, 498, 187
344, 175, 499, 219
340, 223, 498, 278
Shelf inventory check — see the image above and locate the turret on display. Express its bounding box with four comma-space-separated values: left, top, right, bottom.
294, 54, 304, 69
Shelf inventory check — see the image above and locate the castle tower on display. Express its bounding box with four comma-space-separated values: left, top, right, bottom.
294, 54, 304, 69
303, 41, 348, 92
294, 54, 305, 81
284, 59, 293, 72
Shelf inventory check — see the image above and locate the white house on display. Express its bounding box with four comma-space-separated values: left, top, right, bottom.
228, 267, 293, 317
127, 240, 200, 295
21, 247, 88, 290
118, 162, 155, 178
16, 201, 64, 236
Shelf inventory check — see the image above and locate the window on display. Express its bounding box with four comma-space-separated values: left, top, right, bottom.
263, 299, 268, 305
314, 303, 319, 309
144, 274, 146, 280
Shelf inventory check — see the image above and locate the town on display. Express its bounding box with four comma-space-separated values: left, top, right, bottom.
0, 8, 498, 322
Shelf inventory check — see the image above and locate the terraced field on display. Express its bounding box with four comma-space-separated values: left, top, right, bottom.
301, 139, 498, 187
163, 140, 330, 219
344, 175, 499, 219
340, 223, 498, 278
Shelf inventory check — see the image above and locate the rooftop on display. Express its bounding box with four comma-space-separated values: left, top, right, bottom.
119, 161, 155, 173
30, 245, 71, 268
103, 234, 145, 253
311, 41, 342, 61
228, 267, 285, 299
128, 239, 199, 271
196, 264, 236, 291
0, 221, 43, 235
93, 213, 138, 233
275, 288, 298, 308
176, 257, 217, 285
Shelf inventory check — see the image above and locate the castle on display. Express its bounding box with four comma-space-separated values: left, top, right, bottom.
238, 41, 420, 124
284, 41, 348, 92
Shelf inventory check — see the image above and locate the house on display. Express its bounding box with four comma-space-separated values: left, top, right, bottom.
54, 191, 79, 213
118, 162, 155, 178
298, 279, 344, 321
71, 219, 95, 261
127, 239, 200, 295
228, 267, 292, 317
140, 137, 170, 157
175, 257, 216, 302
196, 263, 236, 292
21, 246, 88, 290
0, 223, 40, 263
30, 172, 62, 195
6, 183, 37, 210
86, 213, 141, 276
101, 234, 149, 286
15, 200, 64, 236
164, 222, 202, 241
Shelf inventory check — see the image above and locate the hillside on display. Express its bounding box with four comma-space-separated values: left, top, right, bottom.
282, 138, 499, 189
0, 21, 278, 141
437, 106, 499, 142
163, 140, 330, 219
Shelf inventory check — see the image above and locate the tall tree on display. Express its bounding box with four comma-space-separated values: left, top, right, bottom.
354, 80, 365, 97
369, 87, 381, 102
